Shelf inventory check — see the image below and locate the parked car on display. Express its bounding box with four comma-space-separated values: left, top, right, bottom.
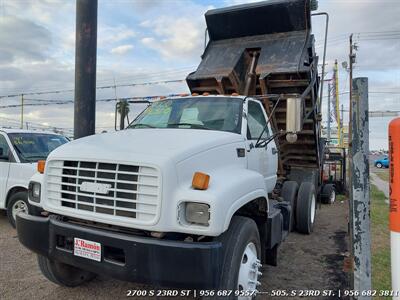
0, 129, 68, 227
374, 156, 389, 168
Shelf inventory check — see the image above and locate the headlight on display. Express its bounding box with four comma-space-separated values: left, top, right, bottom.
185, 202, 210, 226
28, 181, 41, 203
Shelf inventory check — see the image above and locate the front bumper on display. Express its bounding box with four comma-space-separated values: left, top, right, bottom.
16, 213, 223, 288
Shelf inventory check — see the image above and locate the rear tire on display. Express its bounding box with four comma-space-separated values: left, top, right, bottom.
281, 181, 298, 231
214, 216, 261, 299
321, 184, 336, 204
296, 182, 316, 234
38, 255, 96, 287
376, 162, 382, 168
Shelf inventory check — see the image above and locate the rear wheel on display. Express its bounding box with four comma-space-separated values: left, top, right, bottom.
296, 182, 316, 234
376, 162, 383, 168
38, 255, 96, 287
281, 181, 298, 231
215, 216, 261, 299
321, 184, 336, 204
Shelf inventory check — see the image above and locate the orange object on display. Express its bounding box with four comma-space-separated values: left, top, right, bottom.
192, 172, 210, 190
37, 160, 46, 174
232, 93, 239, 96
202, 92, 210, 96
389, 118, 400, 232
191, 93, 199, 96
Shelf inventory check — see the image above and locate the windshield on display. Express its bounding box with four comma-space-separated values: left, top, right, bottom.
8, 133, 68, 163
128, 97, 243, 134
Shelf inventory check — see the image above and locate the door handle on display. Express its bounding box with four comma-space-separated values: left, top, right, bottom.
272, 147, 278, 155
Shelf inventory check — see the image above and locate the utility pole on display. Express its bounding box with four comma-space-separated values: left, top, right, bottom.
348, 34, 354, 148
20, 94, 24, 129
334, 60, 341, 146
341, 104, 344, 146
74, 0, 98, 139
349, 77, 371, 297
327, 83, 331, 142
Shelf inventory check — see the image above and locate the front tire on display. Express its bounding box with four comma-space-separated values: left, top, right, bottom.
7, 191, 29, 228
296, 182, 316, 234
38, 255, 96, 287
376, 162, 383, 168
215, 216, 261, 299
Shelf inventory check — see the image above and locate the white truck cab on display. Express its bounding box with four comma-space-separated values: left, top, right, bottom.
17, 96, 298, 291
0, 129, 68, 227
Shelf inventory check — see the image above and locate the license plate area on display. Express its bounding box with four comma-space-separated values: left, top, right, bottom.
74, 238, 101, 262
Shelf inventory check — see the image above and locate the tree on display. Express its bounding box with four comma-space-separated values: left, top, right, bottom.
116, 100, 130, 130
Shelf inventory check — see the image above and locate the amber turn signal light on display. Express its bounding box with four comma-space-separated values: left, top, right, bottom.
192, 172, 210, 190
37, 160, 46, 174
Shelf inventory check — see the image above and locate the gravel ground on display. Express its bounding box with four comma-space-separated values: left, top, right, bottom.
0, 200, 349, 300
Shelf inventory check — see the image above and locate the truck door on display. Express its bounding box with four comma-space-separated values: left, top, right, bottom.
0, 133, 11, 207
246, 100, 277, 191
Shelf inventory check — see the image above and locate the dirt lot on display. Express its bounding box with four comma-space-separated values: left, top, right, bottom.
0, 201, 349, 300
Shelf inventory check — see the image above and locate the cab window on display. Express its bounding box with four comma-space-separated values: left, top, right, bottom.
247, 101, 269, 140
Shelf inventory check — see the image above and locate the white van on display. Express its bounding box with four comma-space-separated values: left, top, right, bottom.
0, 129, 68, 227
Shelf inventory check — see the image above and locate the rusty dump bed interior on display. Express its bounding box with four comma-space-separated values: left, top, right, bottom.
187, 0, 323, 173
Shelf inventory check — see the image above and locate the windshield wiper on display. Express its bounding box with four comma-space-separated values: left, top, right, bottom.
167, 123, 210, 130
255, 97, 282, 147
24, 155, 47, 159
129, 123, 156, 128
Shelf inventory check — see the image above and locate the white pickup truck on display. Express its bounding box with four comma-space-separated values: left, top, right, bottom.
17, 95, 319, 294
0, 129, 68, 227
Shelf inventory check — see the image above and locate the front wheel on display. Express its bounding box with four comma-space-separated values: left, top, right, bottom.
215, 216, 261, 299
7, 191, 30, 228
376, 162, 383, 168
38, 255, 96, 287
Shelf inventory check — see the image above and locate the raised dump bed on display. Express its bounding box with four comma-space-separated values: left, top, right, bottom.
187, 0, 323, 174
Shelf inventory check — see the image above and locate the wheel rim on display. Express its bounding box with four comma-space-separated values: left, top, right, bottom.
310, 194, 316, 224
12, 200, 29, 222
330, 190, 336, 204
377, 163, 382, 168
237, 242, 261, 299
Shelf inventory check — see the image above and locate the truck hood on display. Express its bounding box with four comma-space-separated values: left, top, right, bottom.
48, 129, 244, 164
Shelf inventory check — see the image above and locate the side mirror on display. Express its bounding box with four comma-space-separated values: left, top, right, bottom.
286, 96, 303, 143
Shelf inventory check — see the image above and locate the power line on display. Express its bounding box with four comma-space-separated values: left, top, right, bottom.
0, 93, 188, 109
0, 79, 186, 99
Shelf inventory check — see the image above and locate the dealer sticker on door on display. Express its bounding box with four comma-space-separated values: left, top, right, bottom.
74, 238, 101, 262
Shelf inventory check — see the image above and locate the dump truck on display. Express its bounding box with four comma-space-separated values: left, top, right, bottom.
16, 0, 331, 296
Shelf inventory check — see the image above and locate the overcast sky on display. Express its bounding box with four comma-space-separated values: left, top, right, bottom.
0, 0, 399, 150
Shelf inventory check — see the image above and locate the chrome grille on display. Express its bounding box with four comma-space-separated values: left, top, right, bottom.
46, 160, 160, 223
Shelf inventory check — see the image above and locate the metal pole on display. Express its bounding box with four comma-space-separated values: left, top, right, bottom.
74, 0, 98, 139
349, 77, 371, 298
20, 94, 24, 129
327, 83, 331, 142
